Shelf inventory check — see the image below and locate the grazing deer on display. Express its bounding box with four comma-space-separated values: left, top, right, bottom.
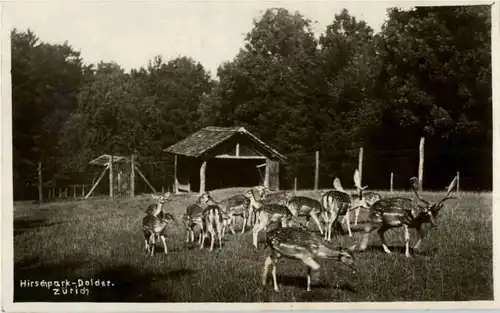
359, 176, 457, 258
181, 203, 204, 244
142, 212, 176, 256
144, 192, 171, 217
348, 191, 382, 225
199, 204, 224, 251
262, 222, 357, 292
199, 192, 251, 234
245, 189, 298, 249
286, 196, 325, 235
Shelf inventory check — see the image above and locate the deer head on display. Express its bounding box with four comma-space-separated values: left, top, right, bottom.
151, 192, 171, 203
410, 176, 457, 227
199, 192, 212, 204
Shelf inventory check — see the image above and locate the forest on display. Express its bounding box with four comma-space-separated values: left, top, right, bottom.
11, 6, 492, 200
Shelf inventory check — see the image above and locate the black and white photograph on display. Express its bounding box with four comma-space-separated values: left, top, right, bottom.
1, 0, 498, 310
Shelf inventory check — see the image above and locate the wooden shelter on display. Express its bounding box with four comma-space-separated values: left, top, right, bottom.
164, 126, 287, 194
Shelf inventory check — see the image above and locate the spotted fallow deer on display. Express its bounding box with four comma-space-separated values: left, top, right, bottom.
359, 176, 457, 258
244, 189, 297, 249
262, 222, 357, 292
142, 212, 176, 256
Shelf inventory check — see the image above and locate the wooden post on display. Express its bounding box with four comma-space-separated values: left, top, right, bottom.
264, 160, 270, 189
65, 187, 68, 198
314, 150, 319, 190
58, 187, 62, 198
456, 171, 460, 193
73, 185, 77, 199
162, 186, 165, 193
85, 166, 109, 199
173, 155, 179, 194
48, 188, 52, 199
294, 177, 297, 191
200, 160, 207, 194
37, 162, 43, 203
81, 184, 85, 197
390, 172, 394, 192
358, 147, 364, 184
418, 137, 425, 191
130, 154, 135, 197
109, 155, 114, 198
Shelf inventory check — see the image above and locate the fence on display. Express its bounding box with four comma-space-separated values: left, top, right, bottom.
15, 138, 492, 202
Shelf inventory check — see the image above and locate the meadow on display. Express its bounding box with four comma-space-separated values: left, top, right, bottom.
13, 188, 493, 302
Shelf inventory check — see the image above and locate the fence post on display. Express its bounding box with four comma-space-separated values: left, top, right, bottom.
358, 147, 364, 185
58, 187, 62, 198
390, 172, 394, 192
81, 184, 85, 197
37, 162, 43, 203
73, 185, 77, 199
418, 137, 425, 191
109, 154, 114, 198
294, 177, 297, 191
314, 151, 319, 190
456, 171, 460, 193
130, 154, 135, 197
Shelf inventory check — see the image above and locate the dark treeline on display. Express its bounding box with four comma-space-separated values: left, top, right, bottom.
12, 6, 492, 200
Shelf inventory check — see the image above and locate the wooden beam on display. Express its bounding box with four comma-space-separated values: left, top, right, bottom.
390, 172, 394, 192
264, 159, 270, 189
135, 165, 156, 193
200, 160, 207, 194
236, 142, 240, 157
214, 154, 266, 159
85, 166, 109, 199
418, 137, 425, 191
174, 154, 179, 194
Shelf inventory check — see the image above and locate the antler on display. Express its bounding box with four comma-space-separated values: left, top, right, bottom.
436, 176, 458, 206
333, 177, 346, 193
409, 177, 430, 206
353, 169, 368, 191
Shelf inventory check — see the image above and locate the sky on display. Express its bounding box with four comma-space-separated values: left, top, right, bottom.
3, 0, 447, 77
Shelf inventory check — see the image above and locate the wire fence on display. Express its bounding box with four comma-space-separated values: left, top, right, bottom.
15, 145, 492, 202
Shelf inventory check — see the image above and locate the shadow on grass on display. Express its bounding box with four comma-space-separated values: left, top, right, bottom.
275, 275, 357, 293
360, 245, 438, 257
14, 258, 195, 302
14, 218, 65, 237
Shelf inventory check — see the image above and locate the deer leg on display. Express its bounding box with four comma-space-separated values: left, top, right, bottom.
378, 225, 391, 254
271, 252, 280, 292
253, 215, 266, 249
302, 257, 320, 292
310, 213, 324, 235
354, 207, 360, 225
262, 255, 272, 286
413, 225, 426, 250
403, 225, 411, 258
160, 235, 168, 255
191, 229, 195, 243
360, 223, 379, 251
345, 211, 352, 237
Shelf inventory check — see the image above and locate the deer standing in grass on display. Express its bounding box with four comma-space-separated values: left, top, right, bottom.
144, 192, 171, 218
359, 176, 457, 258
286, 196, 325, 235
199, 191, 251, 235
262, 222, 357, 292
249, 188, 294, 226
322, 170, 369, 240
245, 189, 297, 249
198, 204, 224, 251
142, 212, 176, 256
181, 202, 205, 245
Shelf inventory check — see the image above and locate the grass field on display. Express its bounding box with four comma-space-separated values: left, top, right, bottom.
13, 188, 493, 302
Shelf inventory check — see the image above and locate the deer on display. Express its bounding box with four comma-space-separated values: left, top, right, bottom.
199, 191, 251, 235
358, 176, 457, 258
348, 191, 382, 225
285, 195, 325, 235
249, 188, 295, 226
142, 211, 176, 256
181, 202, 205, 245
198, 204, 224, 252
245, 189, 298, 249
262, 221, 357, 292
144, 192, 171, 217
